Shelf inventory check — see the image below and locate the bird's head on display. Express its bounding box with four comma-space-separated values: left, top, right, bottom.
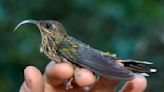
14, 20, 67, 38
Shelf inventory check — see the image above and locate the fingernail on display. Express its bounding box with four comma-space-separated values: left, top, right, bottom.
22, 81, 30, 92
25, 81, 30, 91
75, 70, 81, 79
46, 61, 56, 71
25, 78, 31, 89
48, 61, 56, 67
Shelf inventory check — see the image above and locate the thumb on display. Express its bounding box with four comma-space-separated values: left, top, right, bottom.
19, 66, 44, 92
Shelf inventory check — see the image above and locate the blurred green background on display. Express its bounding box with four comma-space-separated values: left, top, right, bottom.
0, 0, 163, 92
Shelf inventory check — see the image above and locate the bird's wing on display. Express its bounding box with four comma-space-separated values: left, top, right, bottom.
59, 37, 134, 80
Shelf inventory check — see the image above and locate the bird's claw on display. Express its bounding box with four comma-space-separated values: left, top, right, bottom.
66, 77, 73, 90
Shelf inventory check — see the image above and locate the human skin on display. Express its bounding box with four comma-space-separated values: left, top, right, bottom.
19, 61, 147, 92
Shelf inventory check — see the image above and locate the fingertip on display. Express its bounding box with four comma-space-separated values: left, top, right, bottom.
45, 62, 74, 86
74, 68, 96, 87
120, 74, 147, 92
46, 62, 74, 79
21, 66, 44, 92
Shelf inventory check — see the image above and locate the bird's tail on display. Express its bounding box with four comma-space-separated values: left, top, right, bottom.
117, 59, 157, 76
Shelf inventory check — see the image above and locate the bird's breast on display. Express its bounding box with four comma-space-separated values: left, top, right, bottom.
41, 36, 61, 61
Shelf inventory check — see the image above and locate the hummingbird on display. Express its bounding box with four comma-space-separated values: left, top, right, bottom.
14, 20, 156, 89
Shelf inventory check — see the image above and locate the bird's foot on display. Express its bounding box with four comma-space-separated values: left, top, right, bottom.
66, 77, 74, 90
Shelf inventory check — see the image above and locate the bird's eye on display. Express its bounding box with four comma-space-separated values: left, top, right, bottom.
44, 22, 52, 29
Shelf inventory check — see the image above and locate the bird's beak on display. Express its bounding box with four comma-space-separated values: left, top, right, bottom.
14, 19, 40, 33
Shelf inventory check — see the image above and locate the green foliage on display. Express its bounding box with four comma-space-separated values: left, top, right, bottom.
0, 0, 163, 92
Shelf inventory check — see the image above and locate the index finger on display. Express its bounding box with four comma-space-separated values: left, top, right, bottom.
45, 61, 74, 86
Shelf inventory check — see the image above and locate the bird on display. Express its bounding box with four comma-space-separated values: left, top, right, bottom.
14, 19, 156, 89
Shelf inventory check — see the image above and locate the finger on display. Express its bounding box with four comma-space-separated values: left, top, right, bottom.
45, 61, 74, 86
90, 77, 120, 92
120, 74, 147, 92
19, 66, 44, 92
74, 68, 96, 87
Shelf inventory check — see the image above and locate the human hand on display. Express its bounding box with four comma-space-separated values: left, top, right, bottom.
19, 61, 147, 92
